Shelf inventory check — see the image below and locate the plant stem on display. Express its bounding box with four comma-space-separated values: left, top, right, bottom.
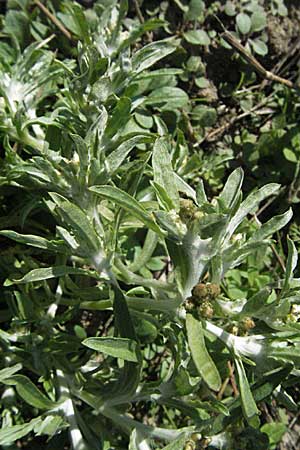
34, 0, 72, 41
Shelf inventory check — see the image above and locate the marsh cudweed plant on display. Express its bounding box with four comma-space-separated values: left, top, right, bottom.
0, 1, 298, 449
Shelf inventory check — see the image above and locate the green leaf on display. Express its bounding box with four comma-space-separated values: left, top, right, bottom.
89, 185, 163, 235
183, 29, 210, 46
0, 230, 67, 253
34, 414, 67, 438
224, 1, 236, 16
3, 375, 56, 409
191, 105, 217, 127
130, 229, 158, 272
161, 435, 188, 450
261, 422, 287, 446
107, 286, 141, 399
225, 183, 280, 242
82, 337, 138, 362
132, 39, 178, 74
282, 237, 298, 295
4, 10, 30, 48
174, 173, 198, 204
0, 364, 22, 382
184, 0, 205, 21
283, 148, 298, 163
234, 357, 259, 427
196, 179, 207, 205
145, 87, 189, 110
113, 285, 136, 340
250, 38, 268, 56
219, 167, 244, 210
49, 193, 100, 254
236, 13, 251, 34
251, 11, 267, 32
152, 137, 180, 211
106, 134, 154, 174
105, 97, 132, 139
0, 417, 42, 446
58, 2, 90, 43
195, 76, 210, 88
5, 265, 99, 286
186, 314, 221, 391
70, 134, 89, 181
167, 232, 213, 296
250, 209, 293, 242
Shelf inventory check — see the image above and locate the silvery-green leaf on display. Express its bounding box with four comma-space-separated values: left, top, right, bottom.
3, 375, 57, 409
105, 97, 132, 139
4, 266, 99, 286
234, 357, 259, 427
132, 39, 178, 74
152, 137, 180, 211
89, 185, 163, 235
0, 364, 22, 382
0, 230, 68, 253
219, 167, 244, 211
186, 314, 221, 391
174, 173, 198, 204
224, 183, 280, 243
82, 337, 138, 362
0, 417, 43, 446
168, 231, 213, 297
282, 237, 298, 295
49, 193, 101, 254
250, 209, 293, 242
161, 434, 188, 450
106, 134, 153, 174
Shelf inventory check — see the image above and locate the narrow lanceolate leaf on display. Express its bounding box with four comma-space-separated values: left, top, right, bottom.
224, 183, 280, 242
106, 134, 154, 174
161, 435, 188, 450
89, 185, 163, 235
4, 266, 99, 286
152, 137, 179, 211
49, 193, 100, 253
105, 97, 132, 139
282, 237, 298, 295
132, 39, 178, 74
250, 208, 293, 243
234, 357, 259, 427
0, 363, 22, 382
0, 230, 67, 253
186, 314, 221, 391
219, 167, 244, 211
0, 417, 42, 446
3, 375, 56, 409
103, 287, 141, 399
82, 337, 138, 362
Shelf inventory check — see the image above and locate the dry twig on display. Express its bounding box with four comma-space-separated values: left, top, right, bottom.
34, 0, 72, 41
221, 31, 295, 89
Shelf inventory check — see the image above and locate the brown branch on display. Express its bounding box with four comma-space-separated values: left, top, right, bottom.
132, 0, 152, 42
221, 31, 294, 89
199, 96, 270, 145
133, 0, 145, 23
228, 361, 239, 397
34, 0, 72, 41
217, 376, 230, 400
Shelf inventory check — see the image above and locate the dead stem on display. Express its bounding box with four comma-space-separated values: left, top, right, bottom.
228, 361, 239, 397
34, 0, 72, 41
221, 31, 294, 89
